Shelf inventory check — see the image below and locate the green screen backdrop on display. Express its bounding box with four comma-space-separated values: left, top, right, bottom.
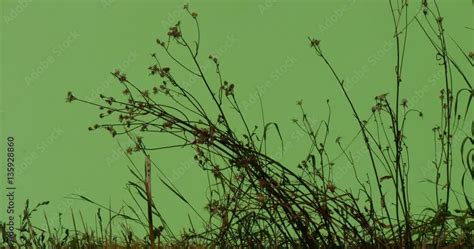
0, 0, 472, 234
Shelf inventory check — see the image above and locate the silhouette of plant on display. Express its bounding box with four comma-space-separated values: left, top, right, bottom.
2, 1, 472, 248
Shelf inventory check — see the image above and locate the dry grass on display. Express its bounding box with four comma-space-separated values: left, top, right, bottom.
2, 1, 473, 248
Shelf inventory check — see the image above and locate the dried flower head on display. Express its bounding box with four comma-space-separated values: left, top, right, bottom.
149, 65, 159, 75
159, 67, 170, 77
310, 38, 321, 48
168, 25, 181, 38
156, 38, 165, 47
118, 73, 127, 83
105, 126, 117, 137
212, 165, 220, 177
376, 93, 388, 101
327, 182, 336, 193
222, 82, 234, 96
401, 98, 408, 108
66, 91, 76, 103
258, 178, 267, 188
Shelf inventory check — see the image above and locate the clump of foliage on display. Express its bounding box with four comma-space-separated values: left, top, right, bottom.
2, 1, 473, 248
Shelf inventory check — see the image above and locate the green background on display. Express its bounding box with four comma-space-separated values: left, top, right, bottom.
0, 0, 472, 234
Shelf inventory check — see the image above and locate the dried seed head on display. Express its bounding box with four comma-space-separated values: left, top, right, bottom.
168, 26, 181, 38
310, 38, 321, 47
105, 97, 114, 105
216, 115, 225, 125
149, 64, 159, 75
326, 182, 336, 193
258, 178, 267, 188
223, 83, 234, 96
156, 38, 165, 47
105, 126, 117, 137
401, 98, 408, 108
376, 93, 388, 101
212, 165, 220, 177
136, 136, 143, 144
118, 73, 127, 83
191, 12, 198, 18
66, 91, 76, 103
160, 67, 170, 77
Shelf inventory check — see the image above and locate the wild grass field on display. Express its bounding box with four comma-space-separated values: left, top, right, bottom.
1, 0, 473, 248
